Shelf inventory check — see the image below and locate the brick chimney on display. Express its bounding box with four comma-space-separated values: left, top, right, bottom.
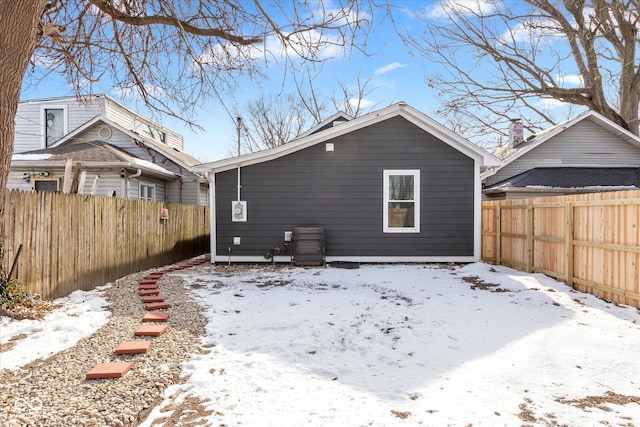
508, 118, 523, 148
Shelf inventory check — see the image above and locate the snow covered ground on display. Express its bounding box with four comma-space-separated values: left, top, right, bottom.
0, 285, 110, 371
145, 262, 640, 426
2, 262, 640, 426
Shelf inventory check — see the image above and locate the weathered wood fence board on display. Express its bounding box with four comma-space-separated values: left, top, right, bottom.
2, 190, 210, 300
482, 189, 640, 308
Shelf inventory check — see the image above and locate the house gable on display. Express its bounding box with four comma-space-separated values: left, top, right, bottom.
486, 114, 640, 187
213, 114, 477, 261
53, 118, 206, 204
197, 102, 499, 174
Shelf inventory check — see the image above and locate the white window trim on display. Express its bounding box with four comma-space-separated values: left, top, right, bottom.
139, 183, 156, 201
40, 105, 69, 148
383, 169, 420, 233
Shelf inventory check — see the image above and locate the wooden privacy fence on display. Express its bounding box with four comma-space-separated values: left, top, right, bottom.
2, 190, 210, 300
482, 189, 640, 308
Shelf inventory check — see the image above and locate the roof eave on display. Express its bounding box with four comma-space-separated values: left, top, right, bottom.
11, 160, 178, 179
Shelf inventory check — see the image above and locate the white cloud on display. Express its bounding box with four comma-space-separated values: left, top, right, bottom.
425, 0, 497, 20
349, 97, 375, 109
502, 19, 564, 44
374, 62, 407, 76
197, 42, 263, 69
266, 29, 345, 62
556, 73, 583, 87
537, 98, 568, 110
198, 27, 345, 71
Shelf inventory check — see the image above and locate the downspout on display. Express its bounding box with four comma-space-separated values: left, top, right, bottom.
236, 117, 242, 201
126, 168, 142, 198
209, 172, 216, 264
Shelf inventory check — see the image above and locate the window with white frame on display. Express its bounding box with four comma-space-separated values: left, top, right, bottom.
43, 108, 66, 147
383, 170, 420, 233
140, 183, 155, 201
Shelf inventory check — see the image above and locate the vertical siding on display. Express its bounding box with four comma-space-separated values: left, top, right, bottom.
199, 183, 209, 206
487, 119, 640, 186
215, 116, 475, 258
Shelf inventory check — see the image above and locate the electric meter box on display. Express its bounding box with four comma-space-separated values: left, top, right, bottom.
232, 201, 247, 222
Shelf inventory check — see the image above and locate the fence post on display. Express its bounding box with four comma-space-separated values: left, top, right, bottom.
565, 201, 574, 287
496, 205, 501, 265
526, 203, 534, 273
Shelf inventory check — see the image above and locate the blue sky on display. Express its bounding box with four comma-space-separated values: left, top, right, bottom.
20, 1, 585, 162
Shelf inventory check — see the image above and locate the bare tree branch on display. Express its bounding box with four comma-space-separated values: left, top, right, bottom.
396, 0, 640, 144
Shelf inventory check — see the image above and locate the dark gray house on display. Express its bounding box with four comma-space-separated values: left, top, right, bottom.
196, 102, 499, 264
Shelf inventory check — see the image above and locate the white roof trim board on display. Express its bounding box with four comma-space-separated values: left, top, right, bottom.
195, 102, 500, 173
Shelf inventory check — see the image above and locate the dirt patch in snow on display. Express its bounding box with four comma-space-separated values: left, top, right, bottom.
462, 276, 510, 292
556, 391, 640, 412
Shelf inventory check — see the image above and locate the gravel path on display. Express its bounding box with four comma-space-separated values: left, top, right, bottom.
0, 262, 209, 426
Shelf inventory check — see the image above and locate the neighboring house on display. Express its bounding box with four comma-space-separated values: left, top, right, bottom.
483, 111, 640, 200
10, 95, 208, 205
195, 102, 499, 264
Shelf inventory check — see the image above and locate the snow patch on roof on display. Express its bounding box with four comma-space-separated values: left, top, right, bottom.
525, 185, 638, 190
12, 153, 53, 161
131, 157, 176, 175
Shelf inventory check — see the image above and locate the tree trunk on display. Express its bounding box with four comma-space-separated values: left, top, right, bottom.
0, 0, 48, 247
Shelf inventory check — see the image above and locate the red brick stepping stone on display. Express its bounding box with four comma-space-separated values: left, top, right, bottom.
142, 295, 164, 303
134, 324, 169, 337
142, 311, 170, 322
140, 289, 160, 296
115, 341, 151, 354
145, 273, 163, 279
86, 362, 133, 379
139, 279, 157, 285
139, 284, 158, 290
146, 302, 170, 310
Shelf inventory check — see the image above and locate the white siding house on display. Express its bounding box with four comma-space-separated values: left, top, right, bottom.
483, 111, 640, 199
10, 95, 208, 205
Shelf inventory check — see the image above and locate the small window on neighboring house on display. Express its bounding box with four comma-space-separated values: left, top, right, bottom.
33, 178, 59, 192
383, 170, 420, 233
44, 108, 65, 147
140, 183, 155, 201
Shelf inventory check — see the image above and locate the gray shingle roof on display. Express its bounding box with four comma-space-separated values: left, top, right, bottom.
20, 140, 137, 163
486, 167, 640, 190
13, 140, 176, 177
